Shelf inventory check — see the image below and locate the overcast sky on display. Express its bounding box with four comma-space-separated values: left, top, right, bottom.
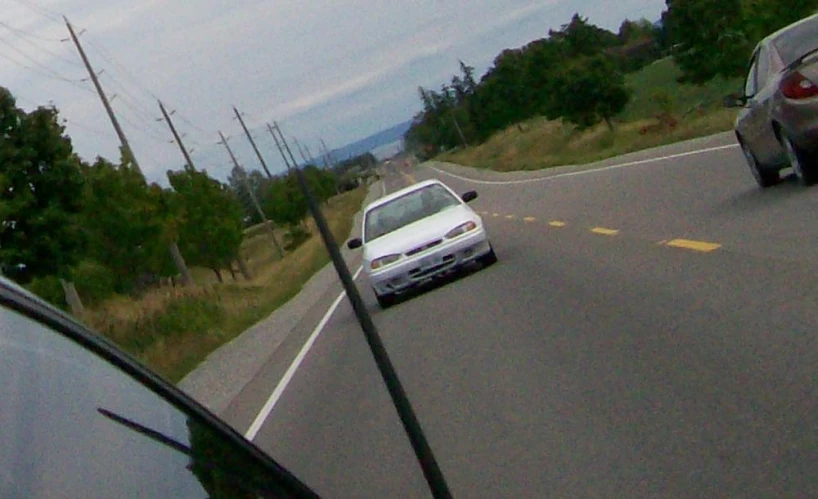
4, 0, 666, 184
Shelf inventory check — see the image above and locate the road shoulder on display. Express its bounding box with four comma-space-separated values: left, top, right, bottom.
426, 131, 736, 182
178, 181, 382, 415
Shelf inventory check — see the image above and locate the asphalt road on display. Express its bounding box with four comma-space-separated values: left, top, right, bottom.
227, 137, 818, 497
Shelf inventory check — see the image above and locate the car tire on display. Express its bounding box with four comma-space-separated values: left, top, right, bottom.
740, 140, 779, 188
782, 134, 818, 186
375, 291, 395, 309
478, 245, 498, 267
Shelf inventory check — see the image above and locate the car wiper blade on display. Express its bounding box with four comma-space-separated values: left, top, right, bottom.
97, 407, 289, 497
98, 407, 192, 455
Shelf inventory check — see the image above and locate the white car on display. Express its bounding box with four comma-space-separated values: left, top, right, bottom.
347, 179, 497, 308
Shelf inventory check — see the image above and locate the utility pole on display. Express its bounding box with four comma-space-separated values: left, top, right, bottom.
283, 128, 455, 499
219, 131, 284, 259
275, 124, 306, 177
304, 143, 316, 163
320, 138, 337, 168
292, 136, 310, 166
64, 17, 141, 176
267, 122, 292, 171
233, 107, 273, 178
452, 114, 468, 148
159, 100, 195, 170
318, 138, 340, 193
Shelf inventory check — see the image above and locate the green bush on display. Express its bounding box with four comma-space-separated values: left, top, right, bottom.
121, 294, 225, 353
26, 275, 67, 309
284, 225, 311, 251
73, 260, 117, 306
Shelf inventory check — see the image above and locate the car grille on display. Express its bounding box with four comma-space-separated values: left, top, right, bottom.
405, 239, 443, 256
408, 254, 456, 280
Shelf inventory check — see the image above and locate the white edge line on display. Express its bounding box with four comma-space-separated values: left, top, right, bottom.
245, 265, 365, 441
428, 143, 739, 185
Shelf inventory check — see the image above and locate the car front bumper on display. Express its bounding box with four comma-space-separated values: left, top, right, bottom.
367, 228, 491, 296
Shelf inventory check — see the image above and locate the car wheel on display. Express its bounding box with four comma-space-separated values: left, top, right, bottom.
740, 140, 779, 188
478, 245, 498, 267
375, 290, 395, 309
782, 134, 818, 186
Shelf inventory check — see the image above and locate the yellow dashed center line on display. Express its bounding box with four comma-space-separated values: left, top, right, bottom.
591, 227, 619, 236
665, 239, 722, 252
479, 213, 720, 254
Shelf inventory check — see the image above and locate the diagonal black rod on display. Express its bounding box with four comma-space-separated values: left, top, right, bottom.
282, 130, 453, 499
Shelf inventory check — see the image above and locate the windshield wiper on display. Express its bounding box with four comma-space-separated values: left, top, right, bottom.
97, 407, 191, 454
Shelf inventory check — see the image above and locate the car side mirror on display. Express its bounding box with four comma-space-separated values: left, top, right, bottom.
723, 92, 746, 108
461, 191, 478, 203
347, 237, 363, 249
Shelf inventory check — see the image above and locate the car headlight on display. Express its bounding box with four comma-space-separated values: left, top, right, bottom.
370, 254, 400, 270
445, 221, 477, 239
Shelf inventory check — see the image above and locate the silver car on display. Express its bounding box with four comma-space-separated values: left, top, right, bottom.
727, 13, 818, 187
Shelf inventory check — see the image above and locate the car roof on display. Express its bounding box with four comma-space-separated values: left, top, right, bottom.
365, 178, 449, 212
761, 12, 818, 47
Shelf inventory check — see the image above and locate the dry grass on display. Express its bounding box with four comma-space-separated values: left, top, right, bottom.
81, 186, 368, 383
438, 57, 742, 173
440, 108, 738, 172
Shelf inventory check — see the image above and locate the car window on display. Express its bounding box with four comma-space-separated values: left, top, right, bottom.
364, 184, 461, 242
756, 45, 771, 89
772, 16, 818, 67
744, 53, 759, 97
0, 305, 308, 498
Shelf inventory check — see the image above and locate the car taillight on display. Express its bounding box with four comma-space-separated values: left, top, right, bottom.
781, 71, 818, 99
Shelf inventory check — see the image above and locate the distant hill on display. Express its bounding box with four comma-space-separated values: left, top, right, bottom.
323, 119, 412, 164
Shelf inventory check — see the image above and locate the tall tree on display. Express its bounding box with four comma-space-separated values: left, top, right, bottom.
167, 168, 245, 282
80, 155, 169, 293
0, 88, 86, 284
552, 55, 631, 130
227, 165, 262, 225
549, 13, 622, 58
664, 0, 750, 83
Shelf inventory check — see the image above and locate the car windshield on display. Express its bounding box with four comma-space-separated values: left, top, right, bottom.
772, 17, 818, 66
364, 184, 460, 242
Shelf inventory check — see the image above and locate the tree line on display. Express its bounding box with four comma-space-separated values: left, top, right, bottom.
405, 14, 663, 156
406, 0, 818, 157
663, 0, 818, 83
0, 87, 353, 309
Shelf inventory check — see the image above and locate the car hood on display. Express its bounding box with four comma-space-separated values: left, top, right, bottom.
363, 205, 480, 261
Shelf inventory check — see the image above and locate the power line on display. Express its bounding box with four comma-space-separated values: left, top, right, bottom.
80, 35, 215, 145
83, 36, 159, 101
11, 91, 127, 141
117, 111, 172, 143
0, 50, 94, 93
0, 21, 83, 67
0, 35, 89, 85
10, 0, 62, 23
0, 20, 63, 43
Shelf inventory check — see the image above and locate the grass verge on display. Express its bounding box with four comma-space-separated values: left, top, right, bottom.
439, 58, 743, 172
81, 186, 368, 383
